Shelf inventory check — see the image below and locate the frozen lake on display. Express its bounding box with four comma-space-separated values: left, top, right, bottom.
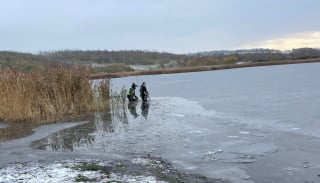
111, 62, 320, 182
1, 62, 320, 183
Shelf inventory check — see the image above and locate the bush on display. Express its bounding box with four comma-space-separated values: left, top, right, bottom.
186, 57, 219, 67
223, 55, 239, 64
91, 64, 134, 73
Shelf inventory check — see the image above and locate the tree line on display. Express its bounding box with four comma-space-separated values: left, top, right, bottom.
39, 50, 183, 65
1, 48, 320, 72
185, 48, 320, 66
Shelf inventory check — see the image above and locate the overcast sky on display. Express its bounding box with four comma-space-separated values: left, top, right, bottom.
1, 0, 319, 53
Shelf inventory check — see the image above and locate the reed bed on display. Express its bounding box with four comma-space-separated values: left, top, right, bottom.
0, 66, 110, 123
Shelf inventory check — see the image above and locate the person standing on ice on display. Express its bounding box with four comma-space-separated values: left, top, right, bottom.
127, 83, 138, 102
139, 82, 149, 102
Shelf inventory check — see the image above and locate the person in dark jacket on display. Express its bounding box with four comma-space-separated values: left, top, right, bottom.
139, 82, 149, 102
127, 83, 138, 102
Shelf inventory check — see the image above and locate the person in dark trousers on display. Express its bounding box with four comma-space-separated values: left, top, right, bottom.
127, 83, 138, 102
139, 82, 149, 102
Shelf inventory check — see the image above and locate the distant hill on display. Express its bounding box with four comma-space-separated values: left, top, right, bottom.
38, 50, 184, 65
191, 48, 282, 56
0, 51, 62, 71
0, 50, 185, 71
1, 48, 320, 72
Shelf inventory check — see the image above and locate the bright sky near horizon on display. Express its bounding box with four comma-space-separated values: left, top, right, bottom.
0, 0, 319, 53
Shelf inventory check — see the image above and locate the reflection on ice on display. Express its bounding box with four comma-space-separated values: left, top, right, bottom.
0, 122, 36, 142
31, 97, 219, 153
141, 101, 150, 119
127, 101, 150, 119
31, 121, 96, 151
128, 102, 139, 118
31, 98, 130, 152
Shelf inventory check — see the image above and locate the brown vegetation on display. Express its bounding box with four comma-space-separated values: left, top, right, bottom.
90, 63, 134, 73
0, 66, 110, 123
90, 58, 320, 79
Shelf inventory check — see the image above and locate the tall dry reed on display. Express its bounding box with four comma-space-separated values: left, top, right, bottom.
0, 66, 109, 123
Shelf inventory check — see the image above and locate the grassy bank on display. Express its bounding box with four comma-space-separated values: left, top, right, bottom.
90, 58, 320, 79
0, 66, 110, 123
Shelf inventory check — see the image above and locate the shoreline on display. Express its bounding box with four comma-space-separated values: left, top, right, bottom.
90, 58, 320, 79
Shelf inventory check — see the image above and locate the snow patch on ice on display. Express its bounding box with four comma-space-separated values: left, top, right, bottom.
239, 131, 250, 135
131, 158, 152, 165
152, 97, 217, 118
165, 113, 185, 118
0, 160, 168, 183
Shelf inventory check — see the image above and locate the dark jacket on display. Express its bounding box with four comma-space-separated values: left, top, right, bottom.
140, 85, 148, 101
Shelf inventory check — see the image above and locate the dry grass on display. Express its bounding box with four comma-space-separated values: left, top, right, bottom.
90, 58, 320, 79
91, 79, 112, 111
0, 66, 110, 123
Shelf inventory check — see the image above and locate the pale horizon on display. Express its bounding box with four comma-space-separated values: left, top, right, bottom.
1, 0, 319, 54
